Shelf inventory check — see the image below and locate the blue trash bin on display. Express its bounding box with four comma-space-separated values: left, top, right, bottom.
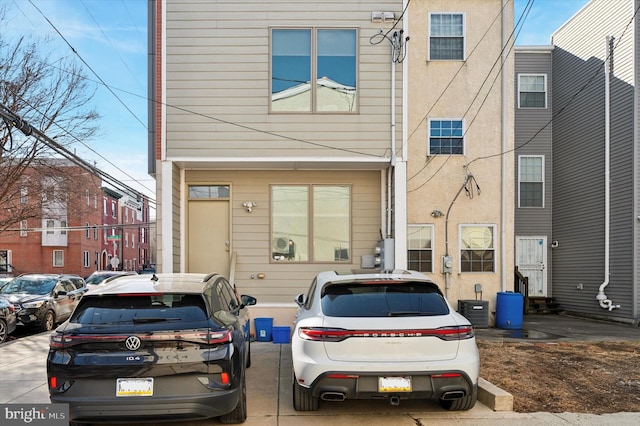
254, 317, 273, 342
495, 292, 524, 330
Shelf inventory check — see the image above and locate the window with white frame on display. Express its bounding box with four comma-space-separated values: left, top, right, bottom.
125, 233, 129, 248
94, 194, 98, 208
0, 250, 10, 273
460, 225, 495, 272
61, 220, 67, 235
111, 201, 117, 218
53, 250, 64, 267
429, 119, 464, 155
83, 251, 90, 268
86, 222, 91, 239
518, 74, 547, 108
141, 227, 146, 244
271, 28, 357, 113
103, 198, 107, 215
407, 225, 434, 273
20, 188, 28, 203
429, 13, 464, 60
132, 235, 136, 249
86, 190, 90, 206
271, 185, 350, 262
519, 155, 544, 207
46, 219, 55, 234
20, 220, 28, 237
93, 225, 98, 240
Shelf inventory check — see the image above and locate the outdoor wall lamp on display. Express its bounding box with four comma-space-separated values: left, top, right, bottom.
431, 209, 444, 218
242, 201, 257, 213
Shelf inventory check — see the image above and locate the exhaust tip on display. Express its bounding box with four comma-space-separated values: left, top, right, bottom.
321, 392, 346, 401
389, 396, 400, 406
441, 390, 465, 400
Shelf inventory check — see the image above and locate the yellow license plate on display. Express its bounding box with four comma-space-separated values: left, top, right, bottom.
378, 376, 411, 392
116, 378, 153, 397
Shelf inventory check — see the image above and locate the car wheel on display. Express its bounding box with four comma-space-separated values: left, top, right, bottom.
439, 386, 477, 411
293, 375, 319, 411
41, 310, 55, 332
219, 373, 247, 424
0, 319, 7, 343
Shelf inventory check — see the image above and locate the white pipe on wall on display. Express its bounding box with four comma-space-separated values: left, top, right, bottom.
597, 36, 620, 311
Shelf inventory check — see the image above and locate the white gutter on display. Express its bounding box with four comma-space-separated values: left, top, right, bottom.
597, 36, 620, 311
500, 0, 508, 292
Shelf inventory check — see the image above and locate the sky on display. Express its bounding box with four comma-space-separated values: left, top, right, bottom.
1, 0, 590, 207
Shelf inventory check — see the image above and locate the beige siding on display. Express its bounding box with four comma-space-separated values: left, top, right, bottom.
184, 170, 382, 302
165, 0, 403, 160
405, 0, 515, 307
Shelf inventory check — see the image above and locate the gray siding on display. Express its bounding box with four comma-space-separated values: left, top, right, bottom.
165, 0, 402, 161
551, 0, 636, 320
514, 50, 553, 235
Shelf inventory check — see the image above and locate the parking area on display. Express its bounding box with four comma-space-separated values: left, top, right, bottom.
1, 316, 639, 425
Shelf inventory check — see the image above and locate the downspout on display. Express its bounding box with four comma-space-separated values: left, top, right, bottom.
597, 36, 620, 311
387, 32, 397, 239
500, 0, 508, 292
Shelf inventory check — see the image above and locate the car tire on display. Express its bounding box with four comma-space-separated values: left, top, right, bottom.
41, 310, 56, 332
293, 376, 319, 411
439, 386, 477, 411
219, 373, 247, 424
0, 319, 7, 343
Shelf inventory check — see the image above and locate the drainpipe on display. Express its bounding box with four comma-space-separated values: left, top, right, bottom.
597, 36, 620, 311
387, 30, 398, 239
500, 0, 508, 292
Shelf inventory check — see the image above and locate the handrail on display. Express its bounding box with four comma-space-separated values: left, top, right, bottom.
514, 266, 529, 314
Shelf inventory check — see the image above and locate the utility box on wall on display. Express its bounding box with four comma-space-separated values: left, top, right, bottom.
458, 300, 489, 328
374, 238, 395, 272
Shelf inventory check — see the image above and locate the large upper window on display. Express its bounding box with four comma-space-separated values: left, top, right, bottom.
518, 74, 547, 108
407, 225, 433, 273
429, 119, 464, 155
271, 185, 350, 263
271, 28, 357, 113
429, 13, 464, 60
519, 155, 544, 207
460, 225, 495, 272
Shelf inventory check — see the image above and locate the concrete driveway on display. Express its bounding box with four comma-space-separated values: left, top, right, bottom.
1, 315, 639, 425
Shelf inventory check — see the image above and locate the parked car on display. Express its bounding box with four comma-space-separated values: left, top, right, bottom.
47, 273, 257, 425
59, 274, 89, 296
0, 297, 17, 343
84, 270, 137, 288
0, 274, 86, 331
291, 270, 480, 411
0, 276, 14, 292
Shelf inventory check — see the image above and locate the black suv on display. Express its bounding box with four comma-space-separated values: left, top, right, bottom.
0, 274, 87, 331
47, 273, 257, 425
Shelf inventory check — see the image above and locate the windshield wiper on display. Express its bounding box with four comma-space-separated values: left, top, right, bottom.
132, 317, 180, 323
387, 311, 432, 317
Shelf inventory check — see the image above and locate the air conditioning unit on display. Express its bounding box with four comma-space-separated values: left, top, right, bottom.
273, 236, 289, 251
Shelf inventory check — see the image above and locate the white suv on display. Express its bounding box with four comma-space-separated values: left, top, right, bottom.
291, 270, 479, 411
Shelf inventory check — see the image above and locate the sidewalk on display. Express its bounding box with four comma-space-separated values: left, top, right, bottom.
0, 316, 639, 425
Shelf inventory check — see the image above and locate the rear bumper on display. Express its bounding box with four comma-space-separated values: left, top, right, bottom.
303, 370, 476, 402
51, 389, 239, 422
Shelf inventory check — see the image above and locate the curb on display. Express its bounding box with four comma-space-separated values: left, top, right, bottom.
478, 377, 514, 411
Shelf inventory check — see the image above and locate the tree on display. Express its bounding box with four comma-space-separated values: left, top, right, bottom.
0, 4, 100, 234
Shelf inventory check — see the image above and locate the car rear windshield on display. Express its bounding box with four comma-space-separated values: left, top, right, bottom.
321, 282, 449, 317
70, 293, 208, 324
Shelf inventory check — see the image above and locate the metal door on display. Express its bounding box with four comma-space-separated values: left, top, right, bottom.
515, 236, 547, 297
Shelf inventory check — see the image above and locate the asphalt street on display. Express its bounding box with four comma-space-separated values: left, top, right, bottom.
0, 314, 639, 425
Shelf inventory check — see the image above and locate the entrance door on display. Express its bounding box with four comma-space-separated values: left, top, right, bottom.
515, 236, 547, 297
187, 185, 230, 276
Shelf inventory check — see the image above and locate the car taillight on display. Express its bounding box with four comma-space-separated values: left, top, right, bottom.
298, 325, 474, 342
49, 329, 233, 349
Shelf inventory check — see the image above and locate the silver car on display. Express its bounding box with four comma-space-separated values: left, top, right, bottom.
291, 270, 479, 411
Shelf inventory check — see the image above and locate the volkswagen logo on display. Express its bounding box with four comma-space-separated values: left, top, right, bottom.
125, 336, 141, 351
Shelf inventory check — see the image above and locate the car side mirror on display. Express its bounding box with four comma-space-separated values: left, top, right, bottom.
294, 293, 305, 307
240, 295, 257, 308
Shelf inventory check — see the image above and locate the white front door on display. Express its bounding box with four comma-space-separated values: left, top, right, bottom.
515, 236, 547, 297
